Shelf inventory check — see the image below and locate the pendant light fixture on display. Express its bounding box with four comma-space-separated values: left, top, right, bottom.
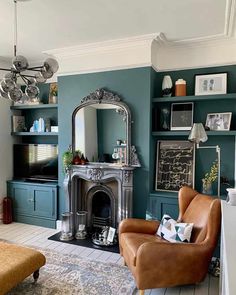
0, 0, 59, 102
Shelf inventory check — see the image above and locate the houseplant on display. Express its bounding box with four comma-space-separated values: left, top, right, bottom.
62, 146, 73, 173
202, 160, 218, 195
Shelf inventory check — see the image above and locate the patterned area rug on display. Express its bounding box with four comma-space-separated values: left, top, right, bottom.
8, 248, 136, 295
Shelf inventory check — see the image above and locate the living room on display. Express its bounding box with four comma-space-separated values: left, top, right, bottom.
0, 0, 235, 294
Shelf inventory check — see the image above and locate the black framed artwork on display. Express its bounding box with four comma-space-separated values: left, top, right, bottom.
155, 140, 195, 192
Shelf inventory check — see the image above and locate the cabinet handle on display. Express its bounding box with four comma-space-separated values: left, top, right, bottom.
28, 198, 34, 203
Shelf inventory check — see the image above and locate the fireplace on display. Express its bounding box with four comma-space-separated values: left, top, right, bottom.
87, 184, 116, 229
63, 163, 134, 234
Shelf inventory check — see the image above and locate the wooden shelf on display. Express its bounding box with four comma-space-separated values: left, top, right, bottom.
152, 130, 236, 136
11, 132, 58, 136
10, 104, 58, 110
152, 93, 236, 103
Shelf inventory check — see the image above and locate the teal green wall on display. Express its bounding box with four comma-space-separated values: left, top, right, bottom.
58, 67, 152, 218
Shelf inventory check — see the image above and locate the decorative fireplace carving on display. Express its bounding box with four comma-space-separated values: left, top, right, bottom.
64, 89, 140, 232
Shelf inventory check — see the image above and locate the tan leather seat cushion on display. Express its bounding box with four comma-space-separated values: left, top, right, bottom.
0, 242, 46, 295
120, 232, 168, 266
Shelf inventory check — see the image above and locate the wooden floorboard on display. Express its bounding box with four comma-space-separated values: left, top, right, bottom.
0, 222, 219, 294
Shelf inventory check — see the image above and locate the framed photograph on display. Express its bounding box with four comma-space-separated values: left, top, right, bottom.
48, 82, 58, 104
195, 73, 227, 96
155, 140, 195, 192
205, 112, 232, 131
107, 227, 116, 243
12, 115, 25, 132
170, 102, 194, 130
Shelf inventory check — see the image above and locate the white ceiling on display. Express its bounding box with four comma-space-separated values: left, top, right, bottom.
0, 0, 231, 63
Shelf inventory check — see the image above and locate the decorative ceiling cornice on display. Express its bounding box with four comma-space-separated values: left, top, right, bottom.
44, 33, 157, 58
42, 0, 236, 74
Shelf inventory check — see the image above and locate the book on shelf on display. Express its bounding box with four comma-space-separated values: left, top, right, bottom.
12, 115, 26, 132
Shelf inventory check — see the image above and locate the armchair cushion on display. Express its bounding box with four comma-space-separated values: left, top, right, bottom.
157, 214, 193, 243
120, 232, 168, 266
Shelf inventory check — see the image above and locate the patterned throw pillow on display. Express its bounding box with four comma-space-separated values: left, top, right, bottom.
157, 214, 193, 243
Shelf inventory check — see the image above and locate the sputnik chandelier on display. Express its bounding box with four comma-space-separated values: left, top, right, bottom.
0, 0, 59, 102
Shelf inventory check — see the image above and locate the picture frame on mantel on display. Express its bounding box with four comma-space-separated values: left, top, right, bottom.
195, 73, 227, 96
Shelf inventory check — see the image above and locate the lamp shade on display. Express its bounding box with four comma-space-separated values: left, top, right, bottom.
188, 123, 208, 144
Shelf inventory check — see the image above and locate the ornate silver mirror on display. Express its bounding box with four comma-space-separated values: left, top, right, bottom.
72, 89, 138, 166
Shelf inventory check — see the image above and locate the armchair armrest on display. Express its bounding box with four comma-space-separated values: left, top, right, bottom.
136, 242, 212, 288
119, 218, 160, 235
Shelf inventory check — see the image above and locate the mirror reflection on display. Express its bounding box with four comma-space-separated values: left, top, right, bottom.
74, 104, 126, 164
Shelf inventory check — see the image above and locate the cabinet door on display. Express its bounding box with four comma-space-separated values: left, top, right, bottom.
32, 186, 57, 219
149, 195, 178, 220
10, 184, 33, 215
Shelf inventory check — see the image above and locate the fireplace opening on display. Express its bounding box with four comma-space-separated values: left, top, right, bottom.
92, 191, 112, 228
85, 183, 116, 231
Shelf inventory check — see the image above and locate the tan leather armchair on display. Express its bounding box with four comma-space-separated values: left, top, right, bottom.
119, 186, 221, 295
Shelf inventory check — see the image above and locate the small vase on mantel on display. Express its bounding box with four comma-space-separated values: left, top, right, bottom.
162, 75, 173, 97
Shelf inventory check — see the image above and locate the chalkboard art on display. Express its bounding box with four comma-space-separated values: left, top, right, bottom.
155, 141, 195, 191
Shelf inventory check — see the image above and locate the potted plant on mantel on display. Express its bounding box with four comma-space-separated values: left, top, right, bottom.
62, 147, 73, 174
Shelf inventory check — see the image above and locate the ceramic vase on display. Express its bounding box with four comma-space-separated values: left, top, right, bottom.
160, 108, 170, 130
162, 75, 173, 97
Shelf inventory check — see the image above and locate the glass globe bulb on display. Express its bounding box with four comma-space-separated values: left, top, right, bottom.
0, 88, 9, 99
35, 72, 47, 83
25, 85, 40, 99
12, 55, 29, 72
8, 87, 23, 102
44, 58, 59, 73
4, 72, 17, 82
41, 67, 53, 79
0, 78, 16, 93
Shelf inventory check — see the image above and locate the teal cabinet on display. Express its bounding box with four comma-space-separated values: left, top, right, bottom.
7, 180, 57, 228
148, 193, 178, 220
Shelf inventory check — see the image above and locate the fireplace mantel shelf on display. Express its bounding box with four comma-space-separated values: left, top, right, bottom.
71, 163, 135, 171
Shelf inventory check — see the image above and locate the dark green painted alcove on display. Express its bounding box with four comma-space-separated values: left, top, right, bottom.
58, 67, 152, 219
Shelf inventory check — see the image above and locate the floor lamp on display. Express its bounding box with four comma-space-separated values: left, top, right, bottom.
188, 123, 221, 197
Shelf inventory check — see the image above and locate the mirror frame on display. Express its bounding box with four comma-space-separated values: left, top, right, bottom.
72, 89, 132, 166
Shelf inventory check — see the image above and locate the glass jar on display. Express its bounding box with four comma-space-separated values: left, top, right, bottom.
202, 180, 213, 195
75, 211, 88, 239
60, 212, 74, 241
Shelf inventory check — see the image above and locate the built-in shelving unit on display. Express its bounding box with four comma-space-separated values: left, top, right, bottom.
8, 100, 59, 229
152, 93, 236, 103
11, 132, 58, 136
152, 130, 236, 136
10, 103, 58, 110
10, 103, 58, 139
148, 66, 236, 232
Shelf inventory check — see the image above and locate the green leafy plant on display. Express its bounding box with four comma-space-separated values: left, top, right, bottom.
202, 160, 218, 187
62, 146, 73, 173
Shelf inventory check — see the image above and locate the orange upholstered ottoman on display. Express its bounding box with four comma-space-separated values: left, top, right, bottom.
0, 242, 46, 295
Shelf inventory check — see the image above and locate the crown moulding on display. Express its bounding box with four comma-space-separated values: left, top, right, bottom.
42, 0, 236, 74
